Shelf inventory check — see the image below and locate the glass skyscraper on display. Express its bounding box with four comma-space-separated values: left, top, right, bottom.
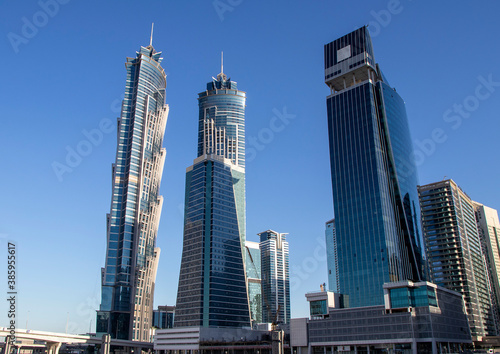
259, 230, 290, 324
96, 39, 169, 341
174, 65, 250, 328
324, 26, 426, 308
245, 240, 262, 324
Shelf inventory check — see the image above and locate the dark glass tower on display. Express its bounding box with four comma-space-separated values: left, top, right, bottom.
96, 37, 168, 340
324, 27, 426, 308
174, 63, 250, 328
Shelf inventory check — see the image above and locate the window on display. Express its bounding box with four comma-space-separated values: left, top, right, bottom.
310, 300, 327, 315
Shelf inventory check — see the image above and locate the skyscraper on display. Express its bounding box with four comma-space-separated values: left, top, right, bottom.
245, 240, 262, 324
325, 219, 338, 292
96, 33, 169, 341
259, 230, 290, 324
174, 61, 250, 328
474, 202, 500, 332
418, 179, 496, 339
324, 26, 426, 308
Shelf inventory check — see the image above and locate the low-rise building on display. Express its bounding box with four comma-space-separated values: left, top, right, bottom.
153, 306, 175, 329
154, 326, 289, 354
291, 281, 471, 354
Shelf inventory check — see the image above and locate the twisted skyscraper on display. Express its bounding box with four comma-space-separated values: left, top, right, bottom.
97, 33, 168, 340
175, 59, 250, 328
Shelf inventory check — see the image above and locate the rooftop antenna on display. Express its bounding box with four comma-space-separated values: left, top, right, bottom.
216, 51, 227, 81
149, 22, 154, 46
221, 51, 224, 74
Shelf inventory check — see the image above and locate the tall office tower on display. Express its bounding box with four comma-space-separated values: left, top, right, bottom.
324, 26, 426, 308
325, 219, 338, 292
418, 180, 496, 339
259, 230, 290, 324
96, 35, 169, 340
245, 240, 262, 324
174, 62, 250, 328
474, 202, 500, 334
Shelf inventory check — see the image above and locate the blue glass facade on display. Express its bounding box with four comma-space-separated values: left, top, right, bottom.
310, 300, 328, 316
324, 27, 425, 308
175, 69, 250, 328
97, 43, 168, 341
198, 73, 246, 169
379, 81, 426, 281
245, 241, 262, 324
388, 285, 437, 309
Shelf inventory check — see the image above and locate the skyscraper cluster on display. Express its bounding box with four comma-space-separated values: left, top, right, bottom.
95, 25, 498, 349
96, 36, 291, 341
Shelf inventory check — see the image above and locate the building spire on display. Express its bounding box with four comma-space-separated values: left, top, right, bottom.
221, 51, 224, 74
216, 51, 227, 82
150, 22, 154, 47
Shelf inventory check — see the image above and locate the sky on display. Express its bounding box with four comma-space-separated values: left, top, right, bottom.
0, 0, 499, 334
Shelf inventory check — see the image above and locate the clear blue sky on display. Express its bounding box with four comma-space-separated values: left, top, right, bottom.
1, 0, 499, 334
